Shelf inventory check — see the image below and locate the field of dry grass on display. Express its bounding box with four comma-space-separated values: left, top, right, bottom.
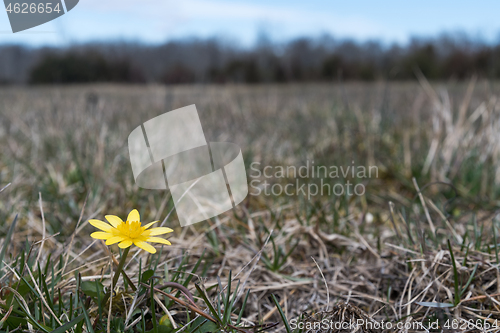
1, 79, 500, 332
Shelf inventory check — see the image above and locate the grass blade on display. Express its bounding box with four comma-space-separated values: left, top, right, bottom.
50, 314, 85, 333
194, 283, 221, 324
0, 214, 18, 278
461, 263, 478, 297
447, 239, 460, 306
271, 294, 292, 333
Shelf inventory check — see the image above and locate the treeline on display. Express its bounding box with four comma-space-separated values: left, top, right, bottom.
1, 33, 499, 84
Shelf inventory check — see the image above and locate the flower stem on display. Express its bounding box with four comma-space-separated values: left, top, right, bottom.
112, 247, 130, 288
102, 247, 130, 306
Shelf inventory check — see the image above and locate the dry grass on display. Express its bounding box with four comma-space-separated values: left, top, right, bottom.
1, 81, 500, 332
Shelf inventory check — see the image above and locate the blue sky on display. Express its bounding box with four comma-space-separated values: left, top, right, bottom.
1, 0, 499, 46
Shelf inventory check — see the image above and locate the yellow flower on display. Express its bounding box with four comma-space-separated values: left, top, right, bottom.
89, 209, 173, 254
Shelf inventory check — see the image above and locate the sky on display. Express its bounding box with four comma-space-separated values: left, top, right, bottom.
0, 0, 499, 46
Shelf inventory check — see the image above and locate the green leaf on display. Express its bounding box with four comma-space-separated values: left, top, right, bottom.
4, 315, 28, 330
190, 317, 219, 333
144, 325, 174, 333
140, 269, 155, 283
50, 314, 85, 333
81, 280, 105, 300
188, 317, 209, 333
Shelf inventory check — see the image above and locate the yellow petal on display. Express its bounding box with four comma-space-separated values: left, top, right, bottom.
105, 236, 126, 245
127, 209, 140, 222
143, 227, 174, 236
134, 241, 156, 254
89, 219, 114, 232
91, 232, 112, 240
146, 237, 171, 245
142, 220, 159, 230
105, 215, 123, 228
118, 240, 133, 248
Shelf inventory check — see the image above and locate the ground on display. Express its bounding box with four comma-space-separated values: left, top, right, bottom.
1, 80, 500, 332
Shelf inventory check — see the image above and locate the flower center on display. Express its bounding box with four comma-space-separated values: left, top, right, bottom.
117, 220, 143, 239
